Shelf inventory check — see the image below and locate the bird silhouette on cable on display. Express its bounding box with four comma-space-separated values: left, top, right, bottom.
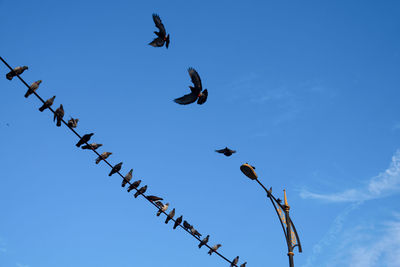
174, 68, 208, 105
190, 227, 201, 238
215, 147, 236, 157
165, 208, 175, 224
39, 96, 55, 112
76, 133, 94, 147
173, 215, 183, 229
67, 117, 79, 128
134, 185, 147, 198
198, 235, 209, 248
95, 152, 112, 164
149, 14, 170, 49
183, 220, 192, 230
157, 202, 169, 216
240, 262, 247, 267
6, 66, 28, 80
122, 169, 133, 187
81, 143, 102, 150
231, 256, 239, 267
54, 104, 64, 127
146, 195, 163, 202
208, 244, 222, 255
127, 180, 141, 192
109, 162, 122, 176
25, 80, 42, 98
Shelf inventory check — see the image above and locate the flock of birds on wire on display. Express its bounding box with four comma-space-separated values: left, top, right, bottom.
3, 13, 248, 267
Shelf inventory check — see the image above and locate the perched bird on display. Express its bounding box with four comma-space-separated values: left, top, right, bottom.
25, 80, 42, 98
149, 14, 170, 49
53, 104, 64, 127
198, 235, 209, 248
191, 227, 201, 238
240, 262, 247, 267
165, 208, 175, 224
76, 133, 94, 147
38, 96, 55, 112
81, 143, 102, 150
157, 202, 169, 216
109, 162, 123, 177
127, 180, 141, 192
208, 244, 222, 255
277, 198, 282, 204
146, 195, 163, 202
67, 117, 79, 128
174, 68, 208, 105
155, 201, 163, 208
215, 147, 236, 157
95, 152, 112, 164
173, 215, 183, 229
6, 66, 28, 80
134, 185, 147, 198
122, 169, 133, 187
231, 256, 239, 267
183, 220, 192, 230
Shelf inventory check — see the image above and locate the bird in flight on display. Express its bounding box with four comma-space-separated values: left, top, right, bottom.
149, 14, 170, 49
174, 68, 208, 105
215, 147, 236, 157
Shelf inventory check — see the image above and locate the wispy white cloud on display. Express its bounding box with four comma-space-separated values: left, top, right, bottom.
300, 150, 400, 202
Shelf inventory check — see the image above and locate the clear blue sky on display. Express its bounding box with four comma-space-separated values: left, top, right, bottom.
1, 1, 400, 267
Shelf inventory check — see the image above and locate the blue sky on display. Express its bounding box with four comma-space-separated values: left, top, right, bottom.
1, 1, 400, 266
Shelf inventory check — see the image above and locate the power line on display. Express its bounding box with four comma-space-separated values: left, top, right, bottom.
0, 56, 244, 267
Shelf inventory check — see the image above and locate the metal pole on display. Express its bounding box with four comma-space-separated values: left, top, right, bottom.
283, 190, 294, 267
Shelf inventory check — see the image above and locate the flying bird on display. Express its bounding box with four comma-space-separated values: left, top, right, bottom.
81, 143, 102, 150
25, 80, 42, 98
127, 180, 141, 192
183, 220, 192, 230
191, 227, 201, 238
38, 96, 55, 112
198, 235, 209, 248
149, 14, 170, 48
134, 185, 147, 198
95, 152, 112, 164
109, 162, 123, 177
215, 147, 236, 157
165, 208, 175, 224
146, 195, 163, 202
208, 244, 222, 255
173, 215, 182, 229
231, 256, 239, 267
76, 133, 94, 147
67, 117, 79, 128
157, 202, 169, 216
174, 68, 208, 105
6, 66, 28, 80
121, 169, 133, 187
53, 104, 64, 127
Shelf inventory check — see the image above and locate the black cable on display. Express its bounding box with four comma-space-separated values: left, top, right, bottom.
0, 56, 242, 267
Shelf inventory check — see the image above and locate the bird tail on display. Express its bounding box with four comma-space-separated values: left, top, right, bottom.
198, 244, 202, 249
165, 218, 169, 224
76, 142, 81, 147
208, 251, 212, 255
95, 158, 100, 164
39, 106, 45, 112
156, 210, 161, 216
24, 91, 30, 98
134, 192, 139, 198
173, 225, 177, 229
127, 187, 132, 192
121, 181, 126, 187
6, 73, 13, 80
108, 172, 112, 177
57, 120, 62, 127
81, 145, 89, 149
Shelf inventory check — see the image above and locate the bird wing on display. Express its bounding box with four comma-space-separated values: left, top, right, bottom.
188, 67, 202, 89
152, 14, 166, 36
215, 148, 225, 153
173, 92, 198, 105
149, 37, 165, 47
197, 89, 208, 105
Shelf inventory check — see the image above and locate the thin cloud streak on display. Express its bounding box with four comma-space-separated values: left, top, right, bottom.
300, 150, 400, 202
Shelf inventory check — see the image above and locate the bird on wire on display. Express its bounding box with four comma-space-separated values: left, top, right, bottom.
76, 133, 94, 147
67, 117, 79, 128
95, 152, 112, 164
6, 66, 28, 80
149, 13, 170, 49
231, 256, 239, 267
146, 195, 163, 202
215, 147, 236, 157
24, 80, 42, 98
198, 235, 209, 248
53, 104, 64, 127
134, 185, 147, 198
173, 215, 183, 229
81, 143, 102, 150
122, 169, 133, 187
174, 68, 208, 105
38, 96, 55, 112
183, 220, 192, 230
157, 202, 169, 216
109, 162, 123, 177
127, 180, 141, 192
208, 244, 222, 255
165, 208, 175, 224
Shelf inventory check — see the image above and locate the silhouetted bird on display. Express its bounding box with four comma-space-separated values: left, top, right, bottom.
165, 208, 175, 224
39, 96, 55, 112
134, 185, 147, 198
231, 256, 239, 267
127, 180, 141, 192
208, 244, 222, 255
173, 215, 182, 229
277, 198, 282, 204
25, 80, 42, 98
198, 235, 209, 248
76, 133, 94, 147
121, 169, 133, 187
191, 227, 201, 238
53, 104, 64, 127
67, 117, 79, 128
146, 195, 163, 202
149, 14, 170, 49
174, 68, 208, 105
95, 152, 112, 164
240, 262, 247, 267
109, 162, 122, 176
183, 220, 192, 230
6, 66, 28, 80
157, 202, 169, 216
81, 143, 102, 150
215, 147, 236, 157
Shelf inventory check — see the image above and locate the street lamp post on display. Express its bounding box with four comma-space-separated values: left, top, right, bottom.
240, 163, 302, 267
